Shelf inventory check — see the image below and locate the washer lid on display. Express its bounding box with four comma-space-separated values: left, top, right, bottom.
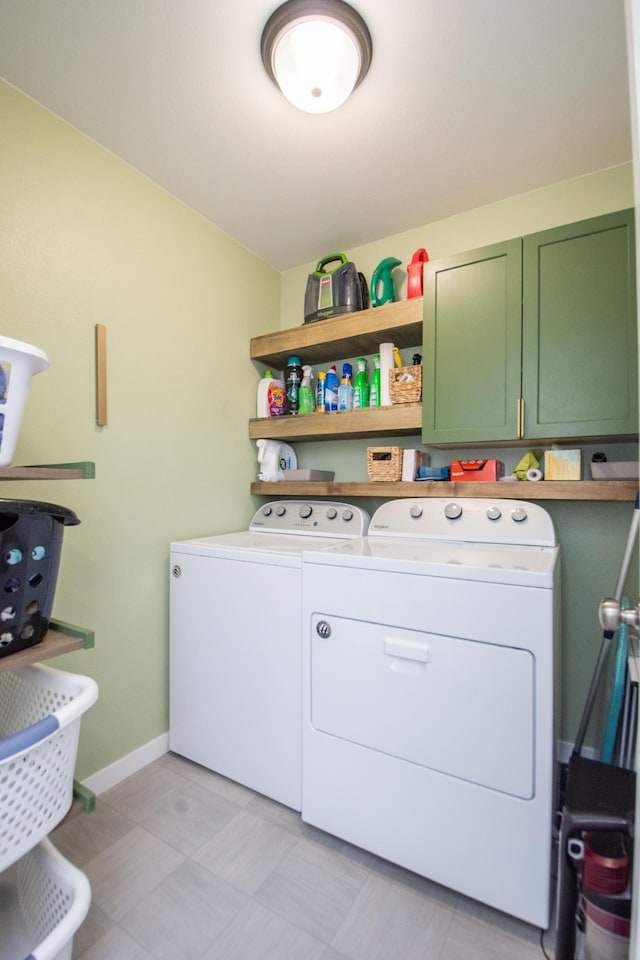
170, 530, 354, 562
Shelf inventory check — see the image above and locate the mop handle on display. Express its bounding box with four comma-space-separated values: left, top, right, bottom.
613, 494, 640, 601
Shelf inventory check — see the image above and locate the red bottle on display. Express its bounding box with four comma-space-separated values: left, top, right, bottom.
407, 248, 429, 298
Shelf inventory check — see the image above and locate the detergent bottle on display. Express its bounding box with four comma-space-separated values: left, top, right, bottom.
257, 369, 275, 418
316, 371, 326, 412
298, 365, 315, 414
353, 357, 369, 409
256, 439, 297, 481
266, 378, 286, 416
285, 355, 303, 415
325, 365, 339, 412
369, 355, 381, 407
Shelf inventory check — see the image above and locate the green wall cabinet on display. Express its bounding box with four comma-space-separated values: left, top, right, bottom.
422, 239, 522, 444
422, 209, 637, 446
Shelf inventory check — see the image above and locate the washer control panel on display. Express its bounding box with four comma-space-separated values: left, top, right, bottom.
250, 501, 370, 538
368, 498, 556, 546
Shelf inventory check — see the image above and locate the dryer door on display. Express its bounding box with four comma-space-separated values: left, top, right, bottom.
310, 613, 535, 799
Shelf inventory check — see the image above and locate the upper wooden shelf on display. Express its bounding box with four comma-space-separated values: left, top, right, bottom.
0, 462, 95, 480
250, 480, 638, 502
250, 298, 423, 370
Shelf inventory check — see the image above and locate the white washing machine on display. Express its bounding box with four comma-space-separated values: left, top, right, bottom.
301, 497, 560, 928
169, 500, 369, 811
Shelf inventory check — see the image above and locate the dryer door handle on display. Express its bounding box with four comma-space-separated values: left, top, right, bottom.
384, 637, 430, 663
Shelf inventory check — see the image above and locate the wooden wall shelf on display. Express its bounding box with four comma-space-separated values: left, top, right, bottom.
251, 480, 638, 502
250, 298, 422, 370
250, 404, 422, 441
0, 619, 95, 674
0, 462, 95, 480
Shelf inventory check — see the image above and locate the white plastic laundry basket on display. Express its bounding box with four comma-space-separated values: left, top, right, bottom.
0, 336, 49, 466
0, 836, 91, 960
0, 664, 98, 873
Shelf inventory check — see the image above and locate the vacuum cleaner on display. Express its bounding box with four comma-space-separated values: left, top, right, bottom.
304, 253, 367, 324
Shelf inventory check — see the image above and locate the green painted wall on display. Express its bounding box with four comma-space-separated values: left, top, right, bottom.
0, 80, 280, 779
1, 77, 636, 777
279, 164, 638, 748
281, 164, 635, 328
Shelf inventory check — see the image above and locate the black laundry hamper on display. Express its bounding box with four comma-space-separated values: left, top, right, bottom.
0, 499, 80, 658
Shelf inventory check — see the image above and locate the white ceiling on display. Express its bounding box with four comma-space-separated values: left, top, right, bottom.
0, 0, 632, 271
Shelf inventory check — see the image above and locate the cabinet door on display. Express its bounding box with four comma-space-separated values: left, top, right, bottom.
422, 239, 523, 445
522, 209, 637, 440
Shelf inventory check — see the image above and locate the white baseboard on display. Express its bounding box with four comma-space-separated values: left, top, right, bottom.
557, 739, 598, 764
81, 732, 169, 796
79, 735, 596, 798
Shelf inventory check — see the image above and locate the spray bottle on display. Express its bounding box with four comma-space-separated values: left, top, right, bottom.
369, 355, 381, 407
325, 365, 339, 412
353, 358, 369, 409
298, 365, 316, 414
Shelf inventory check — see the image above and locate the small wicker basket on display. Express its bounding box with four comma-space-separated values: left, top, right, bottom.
367, 447, 403, 481
389, 365, 422, 404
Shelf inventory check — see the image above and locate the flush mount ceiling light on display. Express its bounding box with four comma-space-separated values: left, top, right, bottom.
261, 0, 372, 114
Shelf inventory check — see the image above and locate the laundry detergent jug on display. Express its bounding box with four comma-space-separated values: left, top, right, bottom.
256, 439, 297, 482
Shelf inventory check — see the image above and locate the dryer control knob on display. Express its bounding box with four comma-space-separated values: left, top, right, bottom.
511, 506, 528, 523
299, 504, 313, 519
342, 509, 354, 522
261, 505, 273, 517
486, 506, 502, 521
276, 505, 286, 517
326, 507, 338, 520
409, 504, 423, 519
444, 502, 463, 520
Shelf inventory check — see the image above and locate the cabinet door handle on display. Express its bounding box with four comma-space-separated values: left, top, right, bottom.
599, 597, 640, 633
517, 397, 524, 439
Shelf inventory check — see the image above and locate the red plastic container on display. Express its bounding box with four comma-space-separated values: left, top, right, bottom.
583, 832, 630, 896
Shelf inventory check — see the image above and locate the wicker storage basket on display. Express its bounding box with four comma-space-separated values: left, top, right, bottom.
389, 365, 422, 404
367, 447, 403, 481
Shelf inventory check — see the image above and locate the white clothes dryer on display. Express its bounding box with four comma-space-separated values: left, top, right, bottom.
301, 497, 560, 928
169, 500, 369, 811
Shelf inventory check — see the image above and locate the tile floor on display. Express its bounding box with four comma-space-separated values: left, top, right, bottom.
52, 753, 556, 959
